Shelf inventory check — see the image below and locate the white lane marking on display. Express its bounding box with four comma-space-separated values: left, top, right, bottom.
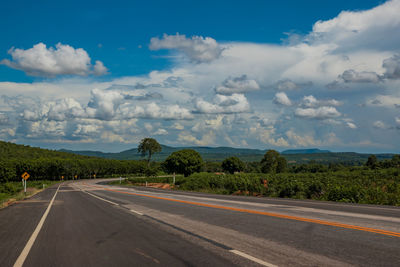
14, 184, 61, 267
229, 250, 277, 267
83, 191, 119, 206
130, 209, 143, 216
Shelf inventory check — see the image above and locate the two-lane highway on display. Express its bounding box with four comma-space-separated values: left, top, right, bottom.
1, 179, 400, 266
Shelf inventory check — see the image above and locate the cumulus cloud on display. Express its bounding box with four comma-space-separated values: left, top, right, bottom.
86, 89, 126, 120
178, 131, 216, 146
194, 94, 250, 114
396, 117, 400, 129
346, 122, 357, 129
338, 69, 382, 83
214, 75, 260, 95
301, 95, 342, 108
0, 113, 9, 124
366, 95, 400, 108
295, 106, 341, 119
153, 128, 168, 135
373, 120, 386, 129
1, 43, 107, 77
149, 33, 224, 63
273, 92, 292, 106
311, 0, 400, 51
383, 54, 400, 79
273, 79, 313, 91
136, 92, 163, 101
286, 130, 320, 147
121, 102, 194, 120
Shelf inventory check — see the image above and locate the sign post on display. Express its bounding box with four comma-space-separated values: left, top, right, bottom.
21, 172, 30, 193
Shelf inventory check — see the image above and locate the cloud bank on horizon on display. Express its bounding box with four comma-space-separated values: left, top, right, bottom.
0, 0, 400, 152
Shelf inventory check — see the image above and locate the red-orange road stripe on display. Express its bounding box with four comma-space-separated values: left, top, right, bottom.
82, 183, 400, 238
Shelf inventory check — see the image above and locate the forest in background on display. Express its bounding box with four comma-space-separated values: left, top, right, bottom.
1, 140, 400, 206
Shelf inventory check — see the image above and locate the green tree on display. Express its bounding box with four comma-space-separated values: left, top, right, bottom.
365, 155, 378, 169
276, 156, 287, 173
163, 149, 203, 177
137, 138, 162, 167
221, 156, 245, 174
260, 150, 287, 173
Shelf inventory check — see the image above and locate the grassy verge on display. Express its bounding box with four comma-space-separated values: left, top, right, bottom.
109, 169, 400, 206
0, 180, 60, 209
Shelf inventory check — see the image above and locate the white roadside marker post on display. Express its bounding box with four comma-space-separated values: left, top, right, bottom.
120, 176, 122, 184
173, 172, 176, 185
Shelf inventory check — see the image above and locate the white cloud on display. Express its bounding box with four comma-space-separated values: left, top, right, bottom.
367, 95, 400, 108
178, 131, 216, 146
0, 113, 9, 124
338, 69, 381, 83
149, 33, 224, 63
346, 122, 357, 129
195, 94, 250, 114
286, 130, 320, 147
295, 106, 341, 119
396, 117, 400, 128
93, 60, 108, 76
215, 75, 260, 95
121, 102, 194, 120
311, 0, 400, 51
1, 43, 107, 77
273, 79, 312, 91
154, 128, 168, 135
171, 122, 184, 130
373, 120, 386, 129
273, 92, 292, 106
383, 54, 400, 79
301, 95, 342, 108
86, 88, 125, 120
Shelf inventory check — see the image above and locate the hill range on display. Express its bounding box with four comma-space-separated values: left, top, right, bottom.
59, 145, 395, 165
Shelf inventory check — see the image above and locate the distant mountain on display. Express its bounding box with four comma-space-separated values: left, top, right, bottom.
59, 145, 396, 164
281, 148, 331, 154
60, 145, 266, 162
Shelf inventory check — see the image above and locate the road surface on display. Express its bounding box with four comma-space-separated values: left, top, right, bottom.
0, 179, 399, 266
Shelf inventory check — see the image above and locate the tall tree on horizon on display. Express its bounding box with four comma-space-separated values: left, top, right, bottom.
137, 138, 162, 166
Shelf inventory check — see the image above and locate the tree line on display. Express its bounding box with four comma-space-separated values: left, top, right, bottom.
1, 138, 399, 182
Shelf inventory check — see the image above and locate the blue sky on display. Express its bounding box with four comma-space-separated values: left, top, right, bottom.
0, 0, 399, 153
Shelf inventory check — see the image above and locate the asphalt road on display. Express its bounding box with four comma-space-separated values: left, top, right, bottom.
1, 179, 400, 266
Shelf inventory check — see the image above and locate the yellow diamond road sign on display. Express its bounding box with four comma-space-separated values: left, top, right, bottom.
21, 172, 30, 180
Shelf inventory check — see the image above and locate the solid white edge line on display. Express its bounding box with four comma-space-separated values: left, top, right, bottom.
229, 250, 277, 267
130, 209, 143, 216
13, 184, 61, 267
83, 190, 119, 206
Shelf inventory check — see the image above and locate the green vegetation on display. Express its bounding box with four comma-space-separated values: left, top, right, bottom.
163, 149, 203, 177
260, 150, 287, 173
122, 168, 400, 205
137, 138, 162, 166
0, 180, 59, 207
1, 139, 400, 206
0, 140, 150, 182
119, 150, 400, 206
60, 145, 395, 164
221, 156, 245, 174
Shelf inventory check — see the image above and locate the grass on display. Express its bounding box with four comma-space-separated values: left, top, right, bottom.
0, 180, 60, 208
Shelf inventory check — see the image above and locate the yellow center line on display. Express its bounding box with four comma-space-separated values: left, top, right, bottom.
82, 183, 400, 238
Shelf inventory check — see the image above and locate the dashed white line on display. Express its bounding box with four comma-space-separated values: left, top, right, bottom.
14, 184, 61, 267
130, 209, 144, 216
83, 191, 119, 206
229, 250, 277, 267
